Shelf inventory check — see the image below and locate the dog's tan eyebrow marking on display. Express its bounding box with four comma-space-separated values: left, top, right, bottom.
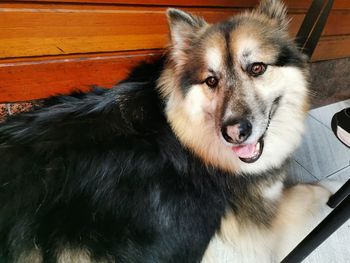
206, 47, 222, 72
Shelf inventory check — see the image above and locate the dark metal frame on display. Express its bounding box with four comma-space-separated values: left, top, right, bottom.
295, 0, 334, 59
281, 1, 350, 261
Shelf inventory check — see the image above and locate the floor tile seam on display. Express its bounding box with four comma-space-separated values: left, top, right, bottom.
307, 113, 332, 131
292, 158, 319, 181
325, 165, 350, 179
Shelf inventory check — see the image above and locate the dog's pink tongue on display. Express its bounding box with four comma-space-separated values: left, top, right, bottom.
232, 143, 257, 158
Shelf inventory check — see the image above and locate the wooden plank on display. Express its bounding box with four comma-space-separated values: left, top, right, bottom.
322, 11, 350, 36
312, 35, 350, 61
0, 5, 240, 59
0, 35, 349, 102
0, 50, 162, 102
10, 0, 350, 10
1, 3, 349, 59
4, 0, 289, 8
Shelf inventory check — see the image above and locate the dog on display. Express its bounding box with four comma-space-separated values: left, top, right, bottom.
0, 0, 332, 262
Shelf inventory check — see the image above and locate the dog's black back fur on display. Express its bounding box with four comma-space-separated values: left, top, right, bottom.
0, 58, 282, 263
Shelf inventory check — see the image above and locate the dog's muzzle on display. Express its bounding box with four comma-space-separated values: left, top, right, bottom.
223, 96, 282, 163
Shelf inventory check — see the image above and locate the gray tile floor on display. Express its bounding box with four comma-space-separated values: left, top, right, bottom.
287, 99, 350, 263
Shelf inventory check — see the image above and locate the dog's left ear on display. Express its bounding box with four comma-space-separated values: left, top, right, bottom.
256, 0, 288, 28
166, 9, 207, 50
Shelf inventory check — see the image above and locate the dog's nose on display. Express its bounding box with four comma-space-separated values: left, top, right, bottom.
221, 118, 252, 144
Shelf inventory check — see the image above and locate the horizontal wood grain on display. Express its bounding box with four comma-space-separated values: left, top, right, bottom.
312, 35, 350, 61
9, 0, 261, 7
1, 3, 349, 59
11, 0, 350, 10
0, 5, 238, 59
0, 50, 162, 102
1, 34, 350, 102
0, 6, 248, 58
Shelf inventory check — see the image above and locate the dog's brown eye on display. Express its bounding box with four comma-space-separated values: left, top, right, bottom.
205, 76, 219, 88
248, 63, 267, 76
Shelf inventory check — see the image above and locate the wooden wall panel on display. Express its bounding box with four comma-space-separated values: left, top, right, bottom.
0, 51, 162, 102
1, 4, 349, 59
1, 0, 350, 102
313, 35, 350, 61
0, 6, 238, 59
8, 0, 261, 7
12, 0, 350, 10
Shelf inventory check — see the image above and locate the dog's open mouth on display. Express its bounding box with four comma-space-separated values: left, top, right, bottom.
229, 96, 281, 163
232, 138, 264, 163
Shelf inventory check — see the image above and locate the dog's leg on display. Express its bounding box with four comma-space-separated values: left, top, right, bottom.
201, 213, 275, 263
272, 183, 332, 261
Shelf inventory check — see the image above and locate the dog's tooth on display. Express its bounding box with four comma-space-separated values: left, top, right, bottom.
256, 142, 260, 151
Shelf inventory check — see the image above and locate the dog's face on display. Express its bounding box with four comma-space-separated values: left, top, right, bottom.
159, 0, 309, 174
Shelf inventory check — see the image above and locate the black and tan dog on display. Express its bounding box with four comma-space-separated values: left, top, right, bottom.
0, 1, 332, 262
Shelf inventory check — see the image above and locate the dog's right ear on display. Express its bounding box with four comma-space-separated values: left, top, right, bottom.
256, 0, 288, 29
166, 9, 207, 51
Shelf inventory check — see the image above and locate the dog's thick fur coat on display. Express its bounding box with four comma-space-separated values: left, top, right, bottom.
0, 1, 331, 262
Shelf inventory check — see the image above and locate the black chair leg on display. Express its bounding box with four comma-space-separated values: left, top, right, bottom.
296, 0, 334, 59
327, 179, 350, 208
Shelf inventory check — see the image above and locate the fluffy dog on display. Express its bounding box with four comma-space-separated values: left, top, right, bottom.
0, 0, 331, 262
